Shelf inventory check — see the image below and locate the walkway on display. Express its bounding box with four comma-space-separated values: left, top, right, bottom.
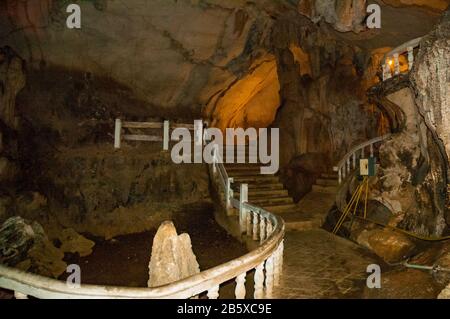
274, 229, 381, 298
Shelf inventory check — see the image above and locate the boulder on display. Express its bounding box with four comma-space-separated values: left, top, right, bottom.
438, 284, 450, 299
148, 221, 200, 287
58, 228, 95, 257
367, 229, 416, 263
0, 216, 66, 278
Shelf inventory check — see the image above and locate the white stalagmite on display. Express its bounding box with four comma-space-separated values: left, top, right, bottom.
148, 221, 200, 287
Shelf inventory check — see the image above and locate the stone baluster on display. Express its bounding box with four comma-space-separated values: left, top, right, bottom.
346, 158, 350, 174
384, 59, 392, 80
393, 53, 400, 75
338, 168, 342, 184
235, 272, 246, 299
252, 211, 259, 241
207, 285, 220, 299
14, 292, 28, 299
254, 262, 265, 299
266, 219, 273, 238
226, 178, 233, 209
407, 46, 414, 71
370, 143, 374, 157
212, 144, 218, 174
352, 152, 356, 169
274, 241, 284, 286
246, 210, 252, 236
259, 217, 266, 243
239, 184, 248, 234
265, 255, 275, 298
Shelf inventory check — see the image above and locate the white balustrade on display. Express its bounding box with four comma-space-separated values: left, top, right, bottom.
333, 134, 391, 184
0, 124, 285, 300
381, 37, 421, 82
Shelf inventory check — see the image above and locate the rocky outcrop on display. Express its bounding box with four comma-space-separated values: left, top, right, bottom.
0, 216, 66, 278
298, 0, 367, 33
0, 46, 25, 129
32, 146, 211, 239
148, 221, 199, 287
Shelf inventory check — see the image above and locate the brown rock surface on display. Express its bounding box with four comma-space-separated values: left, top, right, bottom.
367, 229, 416, 263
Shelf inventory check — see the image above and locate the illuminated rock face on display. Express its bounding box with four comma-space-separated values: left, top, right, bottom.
205, 55, 281, 131
412, 10, 450, 158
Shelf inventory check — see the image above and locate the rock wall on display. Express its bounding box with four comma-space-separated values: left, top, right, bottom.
270, 13, 380, 199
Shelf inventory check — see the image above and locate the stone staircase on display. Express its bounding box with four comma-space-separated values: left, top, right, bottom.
226, 162, 339, 231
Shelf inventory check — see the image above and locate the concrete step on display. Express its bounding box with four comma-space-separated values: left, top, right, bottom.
321, 173, 339, 180
234, 189, 289, 199
260, 203, 301, 214
227, 170, 272, 177
232, 183, 285, 192
315, 178, 338, 187
311, 185, 339, 194
282, 211, 325, 231
250, 196, 294, 207
233, 176, 280, 184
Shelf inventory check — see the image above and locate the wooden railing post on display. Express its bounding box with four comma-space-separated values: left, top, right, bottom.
114, 119, 122, 149
239, 184, 248, 234
163, 120, 170, 151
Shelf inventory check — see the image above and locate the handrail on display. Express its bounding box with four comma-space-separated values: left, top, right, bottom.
0, 122, 285, 299
0, 213, 283, 298
381, 37, 422, 81
333, 134, 391, 184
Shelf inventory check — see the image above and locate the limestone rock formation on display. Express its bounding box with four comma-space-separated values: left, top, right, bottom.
148, 221, 200, 287
0, 216, 66, 278
298, 0, 367, 33
0, 46, 25, 129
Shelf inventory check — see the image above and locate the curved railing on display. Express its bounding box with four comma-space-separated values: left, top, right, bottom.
333, 134, 392, 184
381, 37, 422, 81
0, 121, 285, 299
